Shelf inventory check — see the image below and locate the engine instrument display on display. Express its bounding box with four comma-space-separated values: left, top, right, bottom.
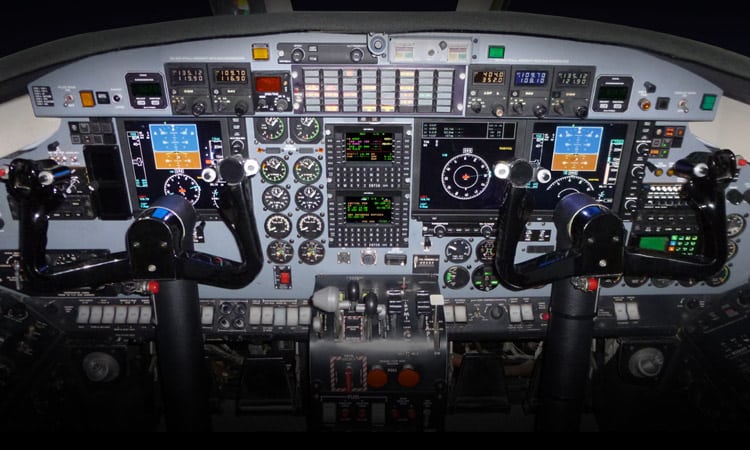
123, 120, 225, 212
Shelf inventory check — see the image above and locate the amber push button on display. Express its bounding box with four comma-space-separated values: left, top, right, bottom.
367, 366, 388, 388
397, 365, 420, 388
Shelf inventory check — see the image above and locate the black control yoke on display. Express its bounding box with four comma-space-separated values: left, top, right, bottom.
495, 150, 737, 291
1, 156, 264, 292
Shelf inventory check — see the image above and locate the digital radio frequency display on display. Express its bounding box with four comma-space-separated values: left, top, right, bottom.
416, 121, 516, 214
123, 120, 226, 212
346, 196, 393, 224
529, 122, 629, 211
345, 131, 394, 162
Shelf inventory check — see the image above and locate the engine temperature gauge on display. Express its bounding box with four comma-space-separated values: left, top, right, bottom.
293, 156, 322, 184
261, 186, 290, 211
164, 173, 201, 205
290, 117, 322, 143
297, 214, 324, 239
264, 214, 292, 239
255, 117, 287, 142
726, 213, 746, 238
260, 156, 288, 184
295, 186, 324, 212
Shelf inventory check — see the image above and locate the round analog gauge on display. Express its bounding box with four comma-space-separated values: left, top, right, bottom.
260, 156, 288, 184
476, 239, 496, 263
261, 185, 290, 211
293, 156, 322, 184
297, 214, 324, 239
264, 214, 292, 239
255, 117, 286, 142
624, 275, 648, 288
545, 175, 595, 201
164, 173, 201, 205
444, 266, 471, 289
290, 117, 322, 143
295, 186, 324, 212
726, 213, 746, 238
445, 238, 472, 263
678, 278, 698, 288
471, 264, 500, 291
299, 240, 326, 265
727, 240, 738, 261
705, 266, 730, 287
441, 154, 491, 200
651, 277, 673, 288
599, 275, 622, 288
266, 240, 294, 264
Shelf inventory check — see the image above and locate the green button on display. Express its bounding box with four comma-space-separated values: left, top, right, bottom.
488, 45, 505, 59
701, 94, 717, 111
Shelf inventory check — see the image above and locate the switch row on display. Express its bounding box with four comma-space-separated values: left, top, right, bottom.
200, 304, 312, 327
76, 305, 152, 325
509, 304, 535, 323
613, 302, 641, 321
443, 304, 468, 323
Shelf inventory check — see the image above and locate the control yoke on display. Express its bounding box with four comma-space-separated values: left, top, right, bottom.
494, 150, 738, 291
0, 157, 264, 292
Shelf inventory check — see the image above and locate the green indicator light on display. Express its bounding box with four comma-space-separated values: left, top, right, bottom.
488, 45, 506, 59
700, 94, 717, 111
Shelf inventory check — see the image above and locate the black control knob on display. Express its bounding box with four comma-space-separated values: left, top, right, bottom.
347, 280, 360, 302
492, 104, 505, 117
191, 101, 207, 117
631, 166, 646, 180
234, 101, 249, 116
726, 189, 744, 205
350, 48, 364, 63
575, 105, 589, 118
533, 104, 548, 119
433, 225, 447, 238
480, 224, 494, 238
470, 101, 482, 113
553, 103, 565, 115
174, 102, 187, 113
511, 102, 524, 115
624, 199, 638, 213
275, 98, 289, 111
490, 305, 504, 320
291, 48, 305, 63
364, 292, 378, 317
231, 140, 245, 153
636, 143, 650, 156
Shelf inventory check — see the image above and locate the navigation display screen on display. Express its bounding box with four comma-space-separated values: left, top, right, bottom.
415, 121, 517, 214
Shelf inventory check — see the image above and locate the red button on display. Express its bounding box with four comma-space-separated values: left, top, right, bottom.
397, 367, 420, 388
147, 280, 160, 294
367, 366, 388, 388
279, 271, 291, 285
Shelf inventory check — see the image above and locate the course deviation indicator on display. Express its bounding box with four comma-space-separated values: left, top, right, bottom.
149, 123, 202, 170
551, 125, 603, 172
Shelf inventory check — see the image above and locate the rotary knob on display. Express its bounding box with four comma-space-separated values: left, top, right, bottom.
533, 103, 548, 119
191, 101, 207, 117
470, 101, 483, 113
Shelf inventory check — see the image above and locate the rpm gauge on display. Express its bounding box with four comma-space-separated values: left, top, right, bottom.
441, 153, 491, 200
299, 240, 326, 265
266, 240, 294, 264
261, 186, 291, 211
297, 214, 324, 239
260, 156, 289, 184
164, 173, 201, 205
545, 175, 595, 201
293, 156, 322, 184
295, 186, 324, 212
264, 214, 292, 239
290, 117, 322, 143
255, 117, 287, 143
